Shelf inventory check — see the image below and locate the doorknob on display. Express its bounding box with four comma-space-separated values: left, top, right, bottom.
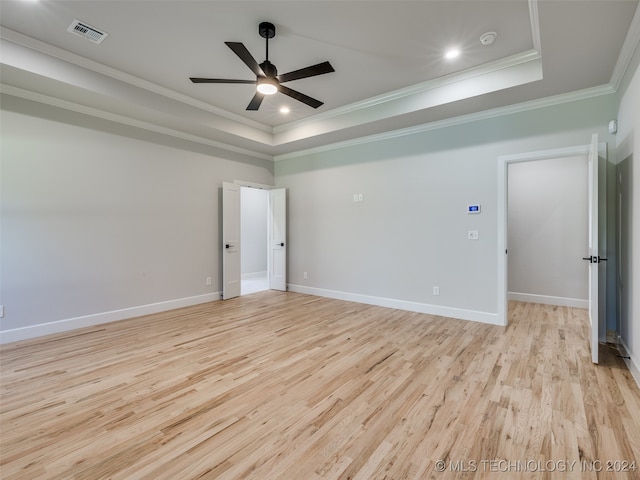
280, 242, 285, 247
582, 255, 608, 263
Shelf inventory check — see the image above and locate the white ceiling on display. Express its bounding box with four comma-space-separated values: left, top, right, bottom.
1, 0, 639, 160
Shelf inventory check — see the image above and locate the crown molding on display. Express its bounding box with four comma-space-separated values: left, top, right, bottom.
0, 84, 273, 161
274, 49, 541, 137
1, 0, 624, 165
274, 84, 615, 161
610, 2, 640, 90
275, 1, 542, 137
0, 26, 271, 134
528, 0, 542, 54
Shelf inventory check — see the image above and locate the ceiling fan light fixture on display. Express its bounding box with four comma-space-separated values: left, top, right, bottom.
190, 21, 333, 110
257, 77, 278, 95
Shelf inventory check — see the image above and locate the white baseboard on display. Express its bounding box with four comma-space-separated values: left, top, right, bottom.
288, 284, 502, 326
617, 337, 640, 389
0, 292, 220, 345
508, 292, 588, 309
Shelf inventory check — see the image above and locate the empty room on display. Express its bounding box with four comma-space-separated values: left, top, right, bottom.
1, 1, 639, 478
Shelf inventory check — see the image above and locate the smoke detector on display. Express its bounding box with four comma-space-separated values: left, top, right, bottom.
480, 31, 497, 46
67, 19, 108, 44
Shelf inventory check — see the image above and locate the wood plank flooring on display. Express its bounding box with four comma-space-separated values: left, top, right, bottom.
1, 292, 639, 479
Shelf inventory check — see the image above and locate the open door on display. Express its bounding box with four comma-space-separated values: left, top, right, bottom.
222, 182, 241, 299
585, 134, 600, 363
268, 188, 287, 291
498, 139, 604, 337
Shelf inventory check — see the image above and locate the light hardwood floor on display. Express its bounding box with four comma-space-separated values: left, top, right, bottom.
1, 292, 639, 479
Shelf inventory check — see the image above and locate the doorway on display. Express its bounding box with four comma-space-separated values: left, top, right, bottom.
222, 181, 287, 299
497, 143, 598, 323
497, 138, 605, 363
507, 155, 589, 308
241, 187, 269, 295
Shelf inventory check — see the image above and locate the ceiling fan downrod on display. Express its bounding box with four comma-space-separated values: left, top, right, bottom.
259, 22, 276, 63
258, 22, 277, 77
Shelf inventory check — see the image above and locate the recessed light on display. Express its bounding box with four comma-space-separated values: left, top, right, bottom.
280, 106, 290, 114
445, 49, 460, 60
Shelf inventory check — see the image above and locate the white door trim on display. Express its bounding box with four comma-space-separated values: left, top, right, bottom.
224, 180, 286, 296
497, 144, 590, 326
268, 188, 287, 291
234, 180, 276, 190
222, 181, 242, 300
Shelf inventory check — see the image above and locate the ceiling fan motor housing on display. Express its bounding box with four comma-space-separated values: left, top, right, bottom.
260, 60, 278, 77
259, 22, 276, 39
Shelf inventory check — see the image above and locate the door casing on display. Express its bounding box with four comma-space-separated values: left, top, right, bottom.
497, 140, 606, 359
222, 181, 286, 299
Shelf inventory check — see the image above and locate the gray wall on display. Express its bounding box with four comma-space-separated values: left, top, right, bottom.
0, 95, 274, 339
276, 94, 618, 325
507, 156, 588, 306
0, 83, 630, 353
241, 187, 268, 276
615, 56, 640, 384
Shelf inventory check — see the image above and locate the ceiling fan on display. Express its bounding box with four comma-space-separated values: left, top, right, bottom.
190, 22, 335, 111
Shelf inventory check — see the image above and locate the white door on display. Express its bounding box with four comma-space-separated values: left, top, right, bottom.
586, 134, 599, 364
268, 188, 287, 291
222, 182, 241, 299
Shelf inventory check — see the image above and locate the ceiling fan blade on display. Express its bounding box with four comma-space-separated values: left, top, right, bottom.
225, 42, 265, 77
278, 85, 323, 109
277, 61, 335, 83
246, 92, 265, 111
190, 78, 255, 84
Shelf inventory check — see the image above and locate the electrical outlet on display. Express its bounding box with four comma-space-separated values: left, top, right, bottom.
206, 277, 212, 286
0, 305, 4, 318
468, 230, 479, 240
303, 272, 308, 279
358, 193, 363, 202
353, 194, 359, 202
433, 286, 440, 296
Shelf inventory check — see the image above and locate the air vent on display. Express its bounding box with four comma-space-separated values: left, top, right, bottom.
67, 19, 108, 44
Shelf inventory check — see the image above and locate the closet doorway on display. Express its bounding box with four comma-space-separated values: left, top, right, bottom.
497, 135, 604, 363
222, 182, 287, 299
241, 187, 269, 295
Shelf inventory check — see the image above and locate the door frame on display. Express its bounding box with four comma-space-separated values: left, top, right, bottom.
223, 180, 286, 298
268, 188, 287, 291
497, 143, 603, 327
222, 182, 242, 300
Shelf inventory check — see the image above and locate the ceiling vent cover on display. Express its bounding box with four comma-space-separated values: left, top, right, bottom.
67, 19, 108, 44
